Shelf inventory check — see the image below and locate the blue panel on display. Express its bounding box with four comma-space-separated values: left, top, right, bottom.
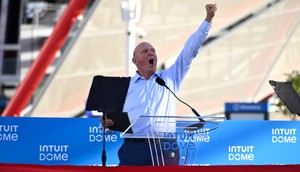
0, 117, 122, 166
225, 102, 269, 112
0, 117, 299, 166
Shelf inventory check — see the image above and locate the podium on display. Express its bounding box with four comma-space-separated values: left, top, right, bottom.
85, 75, 130, 166
121, 115, 225, 166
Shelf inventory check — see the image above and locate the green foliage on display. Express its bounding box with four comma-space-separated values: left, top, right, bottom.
273, 70, 300, 119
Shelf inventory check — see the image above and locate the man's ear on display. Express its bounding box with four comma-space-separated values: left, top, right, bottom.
132, 58, 136, 64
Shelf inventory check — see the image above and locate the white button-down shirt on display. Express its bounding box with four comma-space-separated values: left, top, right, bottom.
123, 20, 211, 135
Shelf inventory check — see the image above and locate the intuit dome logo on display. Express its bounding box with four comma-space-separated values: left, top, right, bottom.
0, 124, 19, 141
89, 126, 118, 142
228, 145, 254, 161
272, 128, 297, 143
163, 129, 210, 151
39, 145, 69, 161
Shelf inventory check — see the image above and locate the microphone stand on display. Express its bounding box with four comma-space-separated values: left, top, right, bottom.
155, 77, 205, 131
163, 83, 205, 123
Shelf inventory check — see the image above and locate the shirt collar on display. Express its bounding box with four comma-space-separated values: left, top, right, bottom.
131, 71, 160, 83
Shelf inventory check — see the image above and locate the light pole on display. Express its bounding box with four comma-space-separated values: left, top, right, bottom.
120, 0, 143, 76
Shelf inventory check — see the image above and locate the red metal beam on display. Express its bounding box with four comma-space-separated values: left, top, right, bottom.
1, 0, 90, 116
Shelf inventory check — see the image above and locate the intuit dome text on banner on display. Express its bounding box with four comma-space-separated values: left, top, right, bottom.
0, 124, 19, 141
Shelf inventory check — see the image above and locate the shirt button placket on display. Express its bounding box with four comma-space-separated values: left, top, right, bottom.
146, 81, 153, 116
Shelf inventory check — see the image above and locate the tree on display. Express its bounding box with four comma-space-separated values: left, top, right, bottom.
273, 70, 300, 120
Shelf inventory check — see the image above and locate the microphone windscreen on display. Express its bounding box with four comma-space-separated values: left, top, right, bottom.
155, 77, 165, 86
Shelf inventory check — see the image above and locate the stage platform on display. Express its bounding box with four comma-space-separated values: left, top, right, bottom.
0, 164, 300, 172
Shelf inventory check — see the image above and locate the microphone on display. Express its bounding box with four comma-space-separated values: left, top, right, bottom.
155, 77, 205, 123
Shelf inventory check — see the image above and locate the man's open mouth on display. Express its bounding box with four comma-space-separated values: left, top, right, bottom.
149, 59, 154, 65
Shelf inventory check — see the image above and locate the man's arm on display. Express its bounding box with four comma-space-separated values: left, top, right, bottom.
161, 4, 217, 90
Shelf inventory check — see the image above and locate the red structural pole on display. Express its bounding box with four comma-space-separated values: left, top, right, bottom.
1, 0, 90, 116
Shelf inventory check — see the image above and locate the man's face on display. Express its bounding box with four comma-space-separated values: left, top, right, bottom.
132, 42, 157, 76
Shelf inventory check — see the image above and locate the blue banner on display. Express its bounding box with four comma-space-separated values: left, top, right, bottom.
0, 117, 299, 166
225, 102, 269, 112
0, 117, 122, 166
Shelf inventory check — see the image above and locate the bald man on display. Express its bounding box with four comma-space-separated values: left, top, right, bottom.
102, 3, 217, 166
